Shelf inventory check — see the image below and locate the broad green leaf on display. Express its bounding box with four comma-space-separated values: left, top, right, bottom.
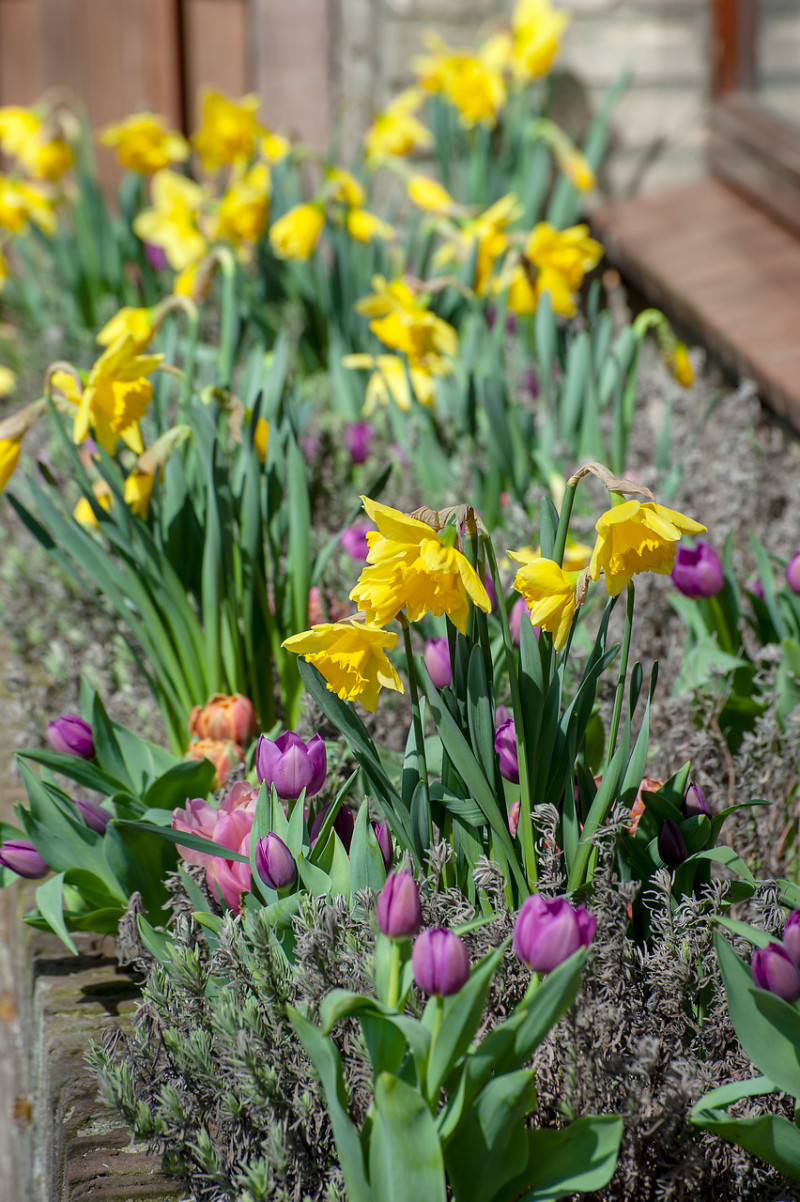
445, 1069, 534, 1201
369, 1072, 447, 1202
509, 1115, 623, 1201
35, 873, 78, 954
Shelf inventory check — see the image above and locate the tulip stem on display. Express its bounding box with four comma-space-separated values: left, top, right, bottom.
604, 582, 635, 773
401, 620, 432, 842
386, 941, 401, 1011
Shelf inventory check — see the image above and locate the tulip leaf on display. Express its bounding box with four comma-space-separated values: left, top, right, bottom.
687, 846, 755, 885
103, 822, 174, 922
287, 1006, 374, 1202
142, 758, 216, 810
297, 852, 333, 897
16, 748, 129, 795
715, 931, 800, 1098
503, 1115, 624, 1202
715, 917, 774, 949
35, 873, 78, 955
445, 1069, 535, 1202
112, 820, 250, 862
691, 1081, 800, 1182
369, 1072, 447, 1202
350, 801, 387, 895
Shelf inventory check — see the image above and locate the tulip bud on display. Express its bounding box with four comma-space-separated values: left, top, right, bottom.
783, 911, 800, 967
374, 820, 393, 871
74, 797, 111, 834
343, 421, 374, 465
752, 942, 800, 1003
256, 731, 327, 801
495, 716, 519, 784
377, 871, 422, 938
671, 542, 724, 600
682, 782, 711, 820
47, 714, 94, 759
657, 818, 688, 868
310, 802, 354, 852
508, 799, 520, 837
423, 637, 452, 689
255, 833, 297, 891
787, 554, 800, 595
513, 894, 596, 974
0, 839, 49, 878
340, 523, 372, 561
412, 927, 471, 996
189, 693, 257, 745
186, 737, 243, 789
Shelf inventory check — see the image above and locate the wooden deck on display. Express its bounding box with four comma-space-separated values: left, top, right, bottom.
589, 177, 800, 428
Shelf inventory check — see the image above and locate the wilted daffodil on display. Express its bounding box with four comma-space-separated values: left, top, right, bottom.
133, 170, 208, 271
282, 618, 404, 713
193, 90, 261, 171
0, 397, 48, 494
269, 203, 325, 260
590, 500, 707, 596
364, 88, 433, 165
350, 496, 492, 633
100, 112, 189, 174
355, 275, 458, 360
342, 352, 445, 413
669, 343, 693, 388
510, 0, 570, 82
510, 555, 579, 651
414, 33, 507, 127
54, 336, 163, 454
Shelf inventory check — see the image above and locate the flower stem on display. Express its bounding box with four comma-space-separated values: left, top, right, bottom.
386, 940, 401, 1010
401, 619, 432, 843
603, 581, 635, 773
217, 249, 237, 386
552, 479, 577, 567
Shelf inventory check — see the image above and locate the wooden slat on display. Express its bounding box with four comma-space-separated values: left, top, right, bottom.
0, 0, 41, 104
251, 0, 332, 147
183, 0, 249, 127
711, 0, 758, 98
590, 177, 800, 430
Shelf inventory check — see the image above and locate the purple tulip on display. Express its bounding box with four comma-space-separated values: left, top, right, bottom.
787, 554, 800, 595
310, 802, 354, 852
74, 797, 111, 833
412, 927, 470, 996
343, 421, 374, 466
783, 911, 800, 967
513, 894, 596, 973
424, 637, 452, 689
377, 871, 422, 938
525, 369, 539, 398
752, 942, 800, 1003
340, 522, 372, 561
47, 714, 95, 759
144, 242, 168, 271
658, 818, 688, 868
671, 541, 724, 600
495, 716, 520, 784
256, 732, 326, 801
750, 577, 766, 601
255, 832, 297, 891
0, 839, 49, 878
374, 820, 393, 871
682, 782, 711, 820
484, 573, 497, 612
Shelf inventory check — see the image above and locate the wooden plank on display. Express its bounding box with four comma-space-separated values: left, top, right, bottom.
251, 0, 332, 147
711, 0, 758, 97
0, 0, 41, 105
183, 0, 249, 128
590, 177, 800, 430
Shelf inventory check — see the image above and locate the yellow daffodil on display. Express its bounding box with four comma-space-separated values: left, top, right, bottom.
62, 336, 163, 454
355, 275, 458, 360
260, 130, 291, 162
342, 352, 445, 413
407, 175, 456, 215
669, 343, 693, 388
510, 0, 569, 81
364, 88, 433, 165
0, 437, 21, 493
508, 222, 602, 317
0, 176, 56, 236
511, 557, 578, 651
253, 416, 270, 464
590, 500, 707, 596
344, 208, 395, 244
509, 537, 594, 574
96, 306, 155, 351
282, 619, 404, 712
193, 90, 261, 171
0, 365, 15, 397
73, 480, 113, 528
0, 245, 7, 291
214, 167, 270, 251
0, 106, 72, 180
326, 167, 366, 208
350, 496, 492, 633
133, 170, 208, 271
436, 193, 522, 296
414, 33, 507, 127
559, 149, 595, 193
0, 397, 49, 494
123, 467, 155, 517
0, 107, 39, 157
100, 113, 189, 174
269, 203, 325, 260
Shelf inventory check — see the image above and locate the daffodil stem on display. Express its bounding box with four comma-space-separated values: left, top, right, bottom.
218, 255, 237, 387
401, 621, 432, 842
180, 306, 200, 410
483, 535, 537, 891
552, 480, 577, 568
604, 582, 635, 773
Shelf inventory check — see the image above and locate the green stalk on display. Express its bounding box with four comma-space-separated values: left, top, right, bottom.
482, 535, 537, 889
180, 305, 200, 411
603, 581, 635, 773
217, 248, 237, 386
551, 478, 577, 567
401, 619, 432, 841
386, 941, 401, 1011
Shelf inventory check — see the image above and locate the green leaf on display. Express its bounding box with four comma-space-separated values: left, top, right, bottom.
509, 1115, 624, 1201
35, 873, 78, 954
350, 801, 387, 895
112, 820, 250, 862
369, 1072, 447, 1202
445, 1069, 535, 1202
142, 758, 216, 810
136, 914, 174, 963
691, 1081, 800, 1182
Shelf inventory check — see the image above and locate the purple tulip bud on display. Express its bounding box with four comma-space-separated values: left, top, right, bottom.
340, 522, 372, 561
144, 242, 168, 271
513, 894, 596, 973
682, 782, 711, 820
495, 716, 519, 784
412, 927, 470, 996
256, 732, 326, 801
47, 714, 95, 759
525, 369, 539, 398
0, 839, 49, 878
255, 832, 297, 891
787, 554, 800, 595
752, 942, 800, 1002
671, 541, 724, 600
750, 577, 766, 601
310, 802, 354, 852
484, 573, 497, 613
343, 421, 374, 466
424, 637, 452, 689
377, 870, 422, 938
658, 818, 688, 868
374, 820, 393, 871
783, 911, 800, 968
74, 797, 111, 833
